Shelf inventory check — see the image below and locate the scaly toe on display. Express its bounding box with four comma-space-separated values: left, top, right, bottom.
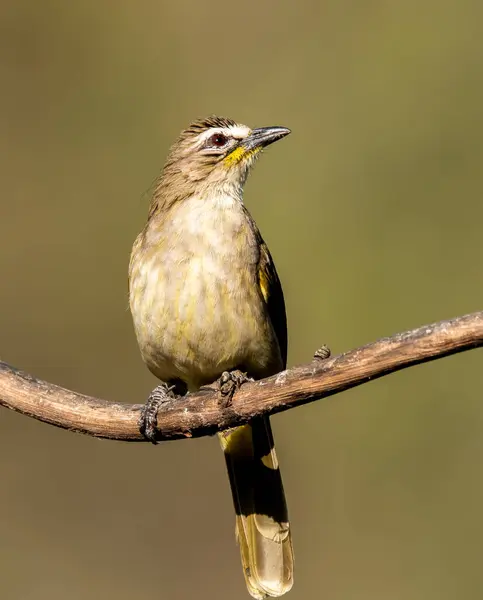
218, 369, 253, 407
139, 383, 175, 444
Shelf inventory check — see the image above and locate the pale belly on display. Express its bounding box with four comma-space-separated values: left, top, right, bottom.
129, 196, 282, 389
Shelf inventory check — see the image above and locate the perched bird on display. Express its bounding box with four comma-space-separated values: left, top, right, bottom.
129, 116, 293, 598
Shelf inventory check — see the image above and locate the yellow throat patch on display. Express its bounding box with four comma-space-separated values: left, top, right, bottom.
224, 146, 261, 166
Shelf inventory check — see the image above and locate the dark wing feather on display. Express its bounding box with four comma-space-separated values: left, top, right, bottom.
257, 240, 288, 368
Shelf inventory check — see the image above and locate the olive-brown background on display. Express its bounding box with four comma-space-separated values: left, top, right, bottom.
1, 1, 483, 599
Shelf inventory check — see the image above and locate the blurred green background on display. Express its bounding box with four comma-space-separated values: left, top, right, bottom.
1, 1, 483, 599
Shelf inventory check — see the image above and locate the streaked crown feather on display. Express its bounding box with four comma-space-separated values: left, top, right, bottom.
183, 115, 238, 137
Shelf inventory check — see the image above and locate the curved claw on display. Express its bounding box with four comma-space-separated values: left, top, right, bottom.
218, 370, 253, 408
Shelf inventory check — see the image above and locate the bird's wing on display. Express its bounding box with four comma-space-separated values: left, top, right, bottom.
257, 239, 288, 368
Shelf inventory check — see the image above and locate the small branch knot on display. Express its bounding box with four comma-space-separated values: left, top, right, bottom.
314, 344, 331, 360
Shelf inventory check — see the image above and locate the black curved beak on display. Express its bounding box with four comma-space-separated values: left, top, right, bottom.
243, 126, 291, 151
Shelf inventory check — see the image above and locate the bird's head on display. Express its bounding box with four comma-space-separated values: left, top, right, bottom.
152, 116, 290, 211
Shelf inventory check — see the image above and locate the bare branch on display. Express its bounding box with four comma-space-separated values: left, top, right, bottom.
1, 311, 482, 442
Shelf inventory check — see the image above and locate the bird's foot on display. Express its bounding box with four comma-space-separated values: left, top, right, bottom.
314, 344, 331, 360
218, 370, 253, 408
139, 383, 177, 444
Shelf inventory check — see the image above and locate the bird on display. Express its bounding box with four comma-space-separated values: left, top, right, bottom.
128, 116, 293, 598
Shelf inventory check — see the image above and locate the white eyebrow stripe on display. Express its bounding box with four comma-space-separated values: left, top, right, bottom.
227, 124, 251, 139
196, 124, 251, 144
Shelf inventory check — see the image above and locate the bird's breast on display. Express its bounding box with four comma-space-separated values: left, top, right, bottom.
129, 194, 278, 387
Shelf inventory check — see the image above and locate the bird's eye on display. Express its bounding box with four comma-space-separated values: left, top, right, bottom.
209, 133, 228, 147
